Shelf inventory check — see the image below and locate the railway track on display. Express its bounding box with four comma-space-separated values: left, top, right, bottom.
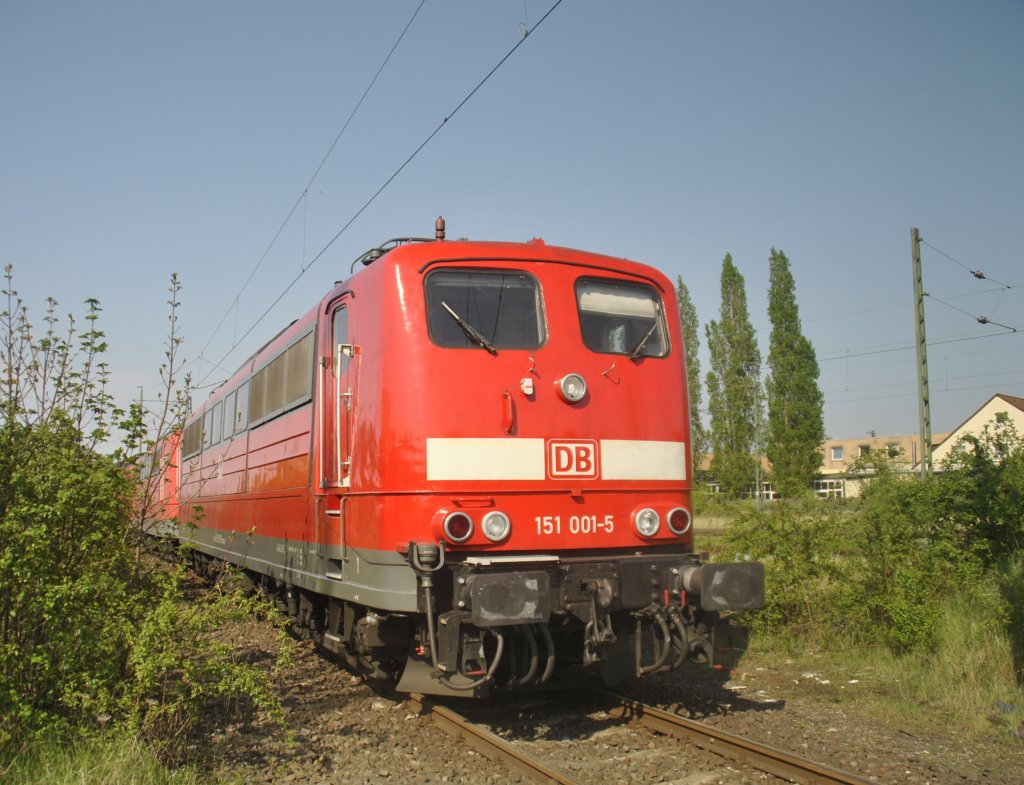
410, 690, 877, 785
409, 693, 583, 784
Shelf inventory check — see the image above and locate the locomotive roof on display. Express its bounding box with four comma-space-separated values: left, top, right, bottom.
357, 237, 667, 288
192, 236, 670, 419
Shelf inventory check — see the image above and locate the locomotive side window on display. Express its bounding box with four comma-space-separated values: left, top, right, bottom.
210, 401, 224, 445
575, 279, 668, 359
182, 417, 202, 458
202, 410, 213, 449
223, 391, 236, 440
425, 270, 544, 350
248, 331, 315, 427
234, 382, 249, 434
333, 307, 349, 377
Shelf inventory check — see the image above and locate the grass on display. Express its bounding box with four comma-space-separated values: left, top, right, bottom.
1, 732, 205, 785
734, 574, 1024, 744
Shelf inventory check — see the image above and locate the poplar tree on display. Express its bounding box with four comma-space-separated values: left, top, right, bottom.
705, 254, 761, 498
676, 275, 707, 473
765, 248, 825, 496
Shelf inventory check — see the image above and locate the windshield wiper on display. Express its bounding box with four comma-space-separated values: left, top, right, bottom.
441, 301, 497, 355
628, 320, 660, 360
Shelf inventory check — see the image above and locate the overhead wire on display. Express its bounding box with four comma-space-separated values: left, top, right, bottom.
817, 326, 1020, 363
920, 237, 1014, 289
824, 366, 1024, 398
919, 235, 1020, 332
190, 0, 429, 380
196, 0, 566, 388
827, 377, 1024, 406
925, 291, 1019, 332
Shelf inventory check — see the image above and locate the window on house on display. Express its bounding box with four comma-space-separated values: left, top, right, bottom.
831, 446, 844, 461
814, 479, 845, 499
858, 445, 871, 457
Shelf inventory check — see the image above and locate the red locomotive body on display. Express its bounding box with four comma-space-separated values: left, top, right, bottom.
139, 431, 181, 539
171, 224, 763, 696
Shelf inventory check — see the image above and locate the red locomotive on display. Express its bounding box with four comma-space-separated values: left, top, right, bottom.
160, 219, 763, 696
139, 430, 181, 540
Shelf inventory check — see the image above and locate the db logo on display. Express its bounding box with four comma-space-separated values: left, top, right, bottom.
546, 440, 599, 479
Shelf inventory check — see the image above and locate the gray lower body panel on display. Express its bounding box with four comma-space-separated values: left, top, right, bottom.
179, 528, 418, 612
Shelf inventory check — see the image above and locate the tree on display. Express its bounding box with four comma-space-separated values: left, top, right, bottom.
676, 275, 707, 473
705, 254, 761, 497
764, 248, 824, 497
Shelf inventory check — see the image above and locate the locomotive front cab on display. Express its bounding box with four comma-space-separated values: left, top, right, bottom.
377, 239, 764, 696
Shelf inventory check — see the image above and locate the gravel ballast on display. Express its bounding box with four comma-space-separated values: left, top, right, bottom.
199, 619, 1024, 785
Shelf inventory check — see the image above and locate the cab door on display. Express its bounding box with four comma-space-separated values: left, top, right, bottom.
316, 299, 354, 569
330, 303, 354, 488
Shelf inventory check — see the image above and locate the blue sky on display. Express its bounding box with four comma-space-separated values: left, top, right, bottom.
2, 0, 1022, 442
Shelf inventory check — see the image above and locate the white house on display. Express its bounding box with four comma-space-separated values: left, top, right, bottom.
930, 393, 1024, 466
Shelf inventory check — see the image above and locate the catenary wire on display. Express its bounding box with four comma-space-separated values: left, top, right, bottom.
827, 378, 1024, 406
920, 237, 1013, 288
823, 366, 1024, 398
925, 292, 1019, 332
191, 0, 429, 377
818, 327, 1021, 363
196, 0, 565, 389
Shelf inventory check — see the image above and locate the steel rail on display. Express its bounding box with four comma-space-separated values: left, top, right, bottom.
598, 690, 875, 785
409, 693, 585, 785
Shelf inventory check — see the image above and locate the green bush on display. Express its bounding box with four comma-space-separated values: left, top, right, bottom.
849, 459, 986, 652
123, 562, 288, 760
720, 498, 858, 645
720, 450, 1018, 657
938, 414, 1024, 563
1, 269, 285, 762
1, 284, 142, 743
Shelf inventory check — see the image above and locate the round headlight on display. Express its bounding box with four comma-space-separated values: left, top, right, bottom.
557, 373, 587, 403
634, 507, 660, 537
481, 511, 511, 542
443, 512, 473, 543
667, 507, 692, 535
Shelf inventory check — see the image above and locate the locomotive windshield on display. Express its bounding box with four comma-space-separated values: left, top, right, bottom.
425, 270, 545, 350
575, 278, 668, 358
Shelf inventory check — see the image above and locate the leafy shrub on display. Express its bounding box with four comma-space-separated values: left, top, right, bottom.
1, 280, 142, 744
849, 459, 986, 652
1, 268, 285, 760
123, 562, 288, 761
721, 453, 1007, 655
720, 498, 858, 645
938, 414, 1024, 563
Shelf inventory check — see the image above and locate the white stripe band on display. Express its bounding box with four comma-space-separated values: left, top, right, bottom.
426, 438, 545, 481
599, 439, 687, 481
425, 437, 686, 482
